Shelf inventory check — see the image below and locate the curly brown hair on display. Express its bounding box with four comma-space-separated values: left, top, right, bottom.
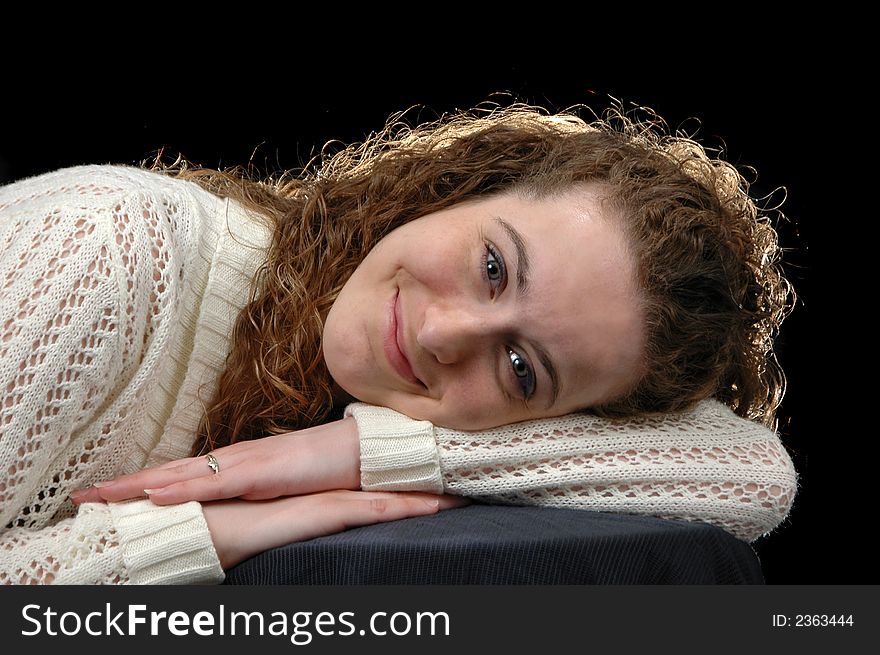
144, 100, 794, 456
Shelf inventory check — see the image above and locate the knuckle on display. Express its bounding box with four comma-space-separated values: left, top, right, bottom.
369, 497, 390, 514
205, 476, 225, 495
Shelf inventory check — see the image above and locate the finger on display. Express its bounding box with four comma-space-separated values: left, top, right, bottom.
333, 491, 453, 529
70, 486, 105, 505
140, 472, 261, 505
92, 464, 206, 502
152, 456, 205, 471
436, 494, 472, 510
94, 454, 240, 502
157, 440, 263, 469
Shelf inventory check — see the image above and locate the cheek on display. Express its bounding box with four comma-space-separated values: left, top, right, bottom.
322, 303, 374, 398
401, 237, 468, 291
373, 382, 512, 431
430, 383, 512, 431
322, 330, 367, 397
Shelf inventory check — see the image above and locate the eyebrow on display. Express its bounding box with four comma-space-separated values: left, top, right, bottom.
493, 216, 562, 410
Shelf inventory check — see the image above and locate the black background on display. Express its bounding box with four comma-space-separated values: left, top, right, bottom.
1, 44, 865, 584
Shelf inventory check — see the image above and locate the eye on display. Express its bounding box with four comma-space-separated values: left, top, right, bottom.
507, 347, 536, 400
482, 243, 506, 295
482, 242, 536, 401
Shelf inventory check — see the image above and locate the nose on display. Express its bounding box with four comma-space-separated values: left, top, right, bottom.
416, 301, 503, 365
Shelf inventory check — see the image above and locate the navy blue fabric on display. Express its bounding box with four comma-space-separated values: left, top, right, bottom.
223, 504, 764, 585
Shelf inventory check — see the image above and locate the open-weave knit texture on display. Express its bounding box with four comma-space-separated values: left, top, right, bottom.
0, 166, 270, 583
347, 400, 798, 543
1, 165, 798, 584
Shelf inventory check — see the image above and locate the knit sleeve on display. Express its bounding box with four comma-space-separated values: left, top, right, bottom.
344, 400, 799, 543
0, 167, 223, 584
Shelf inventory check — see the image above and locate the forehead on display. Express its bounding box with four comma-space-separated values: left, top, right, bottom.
484, 185, 644, 408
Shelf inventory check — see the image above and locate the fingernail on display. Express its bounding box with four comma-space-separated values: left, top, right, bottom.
93, 481, 113, 488
143, 488, 164, 495
422, 499, 439, 510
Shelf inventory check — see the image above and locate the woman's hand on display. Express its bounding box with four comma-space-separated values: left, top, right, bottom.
203, 490, 470, 570
70, 417, 362, 506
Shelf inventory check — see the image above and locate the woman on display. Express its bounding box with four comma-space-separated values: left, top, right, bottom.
0, 102, 798, 584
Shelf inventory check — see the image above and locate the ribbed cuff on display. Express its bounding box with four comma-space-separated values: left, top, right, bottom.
108, 499, 225, 585
344, 403, 444, 494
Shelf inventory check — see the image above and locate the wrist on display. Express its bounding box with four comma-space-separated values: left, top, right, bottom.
297, 416, 361, 491
333, 415, 362, 490
201, 502, 239, 570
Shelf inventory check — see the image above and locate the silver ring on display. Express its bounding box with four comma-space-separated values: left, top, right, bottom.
206, 453, 220, 475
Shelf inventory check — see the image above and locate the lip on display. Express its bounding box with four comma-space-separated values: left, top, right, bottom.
384, 289, 424, 388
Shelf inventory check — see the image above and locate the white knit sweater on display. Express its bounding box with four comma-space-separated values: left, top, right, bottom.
0, 165, 799, 585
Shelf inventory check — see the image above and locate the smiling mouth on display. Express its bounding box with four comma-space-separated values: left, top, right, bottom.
384, 289, 425, 388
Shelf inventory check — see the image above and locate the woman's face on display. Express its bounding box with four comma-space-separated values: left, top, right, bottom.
322, 183, 645, 430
